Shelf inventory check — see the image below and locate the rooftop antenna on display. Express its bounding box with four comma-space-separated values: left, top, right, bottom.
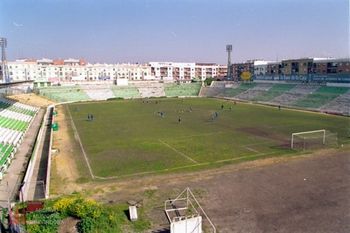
0, 37, 10, 83
226, 44, 232, 81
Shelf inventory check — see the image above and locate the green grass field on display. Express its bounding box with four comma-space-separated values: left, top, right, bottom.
67, 98, 350, 178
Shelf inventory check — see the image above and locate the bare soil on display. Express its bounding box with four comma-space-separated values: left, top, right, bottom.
58, 217, 79, 233
50, 105, 83, 195
91, 149, 350, 233
8, 93, 55, 107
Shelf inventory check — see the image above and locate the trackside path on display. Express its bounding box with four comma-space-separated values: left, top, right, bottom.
66, 106, 95, 180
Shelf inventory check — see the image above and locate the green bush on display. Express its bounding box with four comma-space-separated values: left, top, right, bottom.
204, 77, 213, 86
23, 195, 151, 233
26, 210, 61, 233
77, 217, 94, 233
53, 196, 101, 219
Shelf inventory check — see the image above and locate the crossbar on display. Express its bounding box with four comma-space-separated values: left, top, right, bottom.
291, 129, 326, 149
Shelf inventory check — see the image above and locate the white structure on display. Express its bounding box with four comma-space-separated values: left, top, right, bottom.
149, 62, 225, 82
254, 60, 268, 75
149, 62, 196, 82
115, 78, 128, 86
7, 59, 226, 84
7, 59, 151, 84
165, 187, 216, 233
291, 129, 326, 149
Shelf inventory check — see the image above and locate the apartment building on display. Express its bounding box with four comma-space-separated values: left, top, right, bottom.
7, 59, 152, 84
313, 58, 350, 74
232, 61, 255, 81
149, 62, 226, 82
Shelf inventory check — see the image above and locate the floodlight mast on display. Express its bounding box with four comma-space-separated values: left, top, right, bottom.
0, 37, 10, 83
226, 44, 232, 81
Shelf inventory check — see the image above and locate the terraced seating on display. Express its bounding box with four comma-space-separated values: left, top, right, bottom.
39, 86, 90, 102
0, 99, 37, 116
111, 86, 141, 99
234, 83, 274, 101
293, 86, 349, 109
320, 90, 350, 115
199, 86, 224, 97
219, 83, 257, 98
211, 81, 226, 88
0, 98, 39, 180
199, 82, 235, 96
0, 127, 23, 145
82, 85, 115, 100
133, 82, 165, 98
164, 83, 202, 97
0, 116, 28, 131
0, 143, 14, 174
252, 84, 296, 102
272, 85, 320, 106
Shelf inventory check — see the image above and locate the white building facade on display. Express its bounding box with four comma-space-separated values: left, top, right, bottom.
6, 59, 227, 84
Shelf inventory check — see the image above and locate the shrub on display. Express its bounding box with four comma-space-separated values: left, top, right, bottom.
77, 217, 94, 233
26, 210, 61, 233
53, 196, 101, 219
204, 77, 213, 86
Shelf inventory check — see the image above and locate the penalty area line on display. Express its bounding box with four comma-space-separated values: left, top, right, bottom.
159, 139, 198, 164
93, 151, 279, 180
243, 146, 260, 153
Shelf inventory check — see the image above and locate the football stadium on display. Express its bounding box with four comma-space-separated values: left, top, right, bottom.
0, 77, 349, 232
0, 0, 349, 231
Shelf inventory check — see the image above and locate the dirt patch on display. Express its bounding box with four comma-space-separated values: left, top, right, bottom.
58, 217, 79, 233
94, 149, 350, 233
50, 105, 82, 195
8, 93, 55, 107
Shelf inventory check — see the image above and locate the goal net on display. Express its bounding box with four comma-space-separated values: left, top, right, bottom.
291, 129, 338, 150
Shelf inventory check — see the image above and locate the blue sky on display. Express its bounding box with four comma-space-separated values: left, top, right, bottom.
0, 0, 349, 63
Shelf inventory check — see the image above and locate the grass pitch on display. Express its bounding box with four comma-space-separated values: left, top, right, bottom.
67, 98, 349, 178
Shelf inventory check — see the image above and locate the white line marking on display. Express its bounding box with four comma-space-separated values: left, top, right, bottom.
66, 105, 95, 179
159, 139, 198, 164
172, 131, 222, 140
244, 146, 259, 153
93, 151, 279, 180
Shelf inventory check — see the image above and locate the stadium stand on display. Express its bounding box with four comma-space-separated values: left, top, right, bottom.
0, 98, 39, 180
199, 86, 222, 97
38, 86, 90, 102
234, 83, 274, 101
219, 83, 256, 98
164, 83, 201, 97
110, 85, 141, 99
132, 81, 165, 98
82, 85, 115, 100
252, 84, 296, 102
271, 84, 320, 106
200, 82, 251, 97
320, 89, 350, 115
293, 86, 350, 109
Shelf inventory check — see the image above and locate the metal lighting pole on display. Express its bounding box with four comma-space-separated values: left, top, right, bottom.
0, 37, 10, 83
226, 45, 232, 80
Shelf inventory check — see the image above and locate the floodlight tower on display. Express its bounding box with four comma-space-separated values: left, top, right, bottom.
0, 37, 10, 83
226, 44, 232, 80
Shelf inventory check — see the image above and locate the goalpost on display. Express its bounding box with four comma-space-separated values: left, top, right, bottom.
290, 129, 338, 150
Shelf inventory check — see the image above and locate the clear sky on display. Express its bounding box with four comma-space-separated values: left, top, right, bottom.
0, 0, 349, 64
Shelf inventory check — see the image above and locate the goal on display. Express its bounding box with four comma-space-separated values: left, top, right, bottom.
291, 129, 338, 150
